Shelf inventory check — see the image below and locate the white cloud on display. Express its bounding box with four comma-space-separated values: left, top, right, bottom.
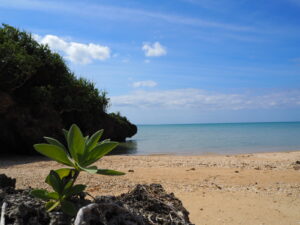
33, 34, 110, 64
142, 42, 167, 57
0, 0, 255, 33
111, 89, 300, 110
132, 80, 157, 88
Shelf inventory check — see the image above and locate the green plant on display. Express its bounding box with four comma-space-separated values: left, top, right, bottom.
31, 124, 124, 215
31, 169, 84, 215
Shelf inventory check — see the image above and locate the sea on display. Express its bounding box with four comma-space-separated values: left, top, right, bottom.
114, 122, 300, 155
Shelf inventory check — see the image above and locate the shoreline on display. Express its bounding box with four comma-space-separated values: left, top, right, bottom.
0, 149, 300, 157
1, 151, 300, 224
143, 149, 300, 156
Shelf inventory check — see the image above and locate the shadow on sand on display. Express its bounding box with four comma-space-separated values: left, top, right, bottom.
0, 140, 138, 168
0, 154, 50, 168
109, 140, 138, 155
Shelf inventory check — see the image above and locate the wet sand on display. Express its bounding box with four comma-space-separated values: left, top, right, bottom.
1, 151, 300, 225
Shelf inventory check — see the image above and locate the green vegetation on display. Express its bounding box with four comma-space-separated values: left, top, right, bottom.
31, 169, 84, 215
0, 24, 137, 154
31, 124, 124, 215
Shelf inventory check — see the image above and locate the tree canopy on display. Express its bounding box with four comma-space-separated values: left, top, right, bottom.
0, 24, 137, 154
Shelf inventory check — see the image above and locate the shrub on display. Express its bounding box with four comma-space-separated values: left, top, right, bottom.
31, 124, 124, 215
0, 24, 137, 155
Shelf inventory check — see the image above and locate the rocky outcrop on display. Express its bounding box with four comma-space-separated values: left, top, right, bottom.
115, 184, 192, 224
76, 184, 193, 225
74, 203, 145, 225
0, 174, 193, 225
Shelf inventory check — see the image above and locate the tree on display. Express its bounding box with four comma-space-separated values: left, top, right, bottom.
0, 24, 137, 155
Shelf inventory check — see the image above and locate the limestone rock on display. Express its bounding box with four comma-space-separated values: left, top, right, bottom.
1, 174, 193, 225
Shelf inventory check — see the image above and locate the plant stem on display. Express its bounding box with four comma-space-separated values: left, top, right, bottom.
71, 170, 80, 186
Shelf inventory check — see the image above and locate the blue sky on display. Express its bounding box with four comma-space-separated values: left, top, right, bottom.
1, 0, 300, 124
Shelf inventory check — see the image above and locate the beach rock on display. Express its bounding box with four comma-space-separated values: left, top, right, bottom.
1, 174, 193, 225
0, 174, 16, 189
94, 184, 194, 225
1, 189, 52, 225
74, 203, 145, 225
1, 187, 90, 225
0, 179, 79, 225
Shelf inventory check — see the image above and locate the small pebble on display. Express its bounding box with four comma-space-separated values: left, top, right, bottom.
128, 170, 134, 172
293, 165, 300, 170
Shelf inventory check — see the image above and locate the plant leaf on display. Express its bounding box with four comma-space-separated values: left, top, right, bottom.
62, 129, 69, 142
62, 176, 75, 193
48, 170, 62, 194
65, 184, 86, 197
47, 192, 59, 200
101, 139, 111, 143
46, 168, 75, 185
83, 142, 118, 166
67, 124, 85, 161
96, 169, 125, 176
86, 130, 103, 152
45, 200, 60, 212
31, 189, 51, 200
34, 144, 73, 166
61, 200, 77, 216
56, 168, 76, 179
77, 164, 98, 174
44, 137, 67, 152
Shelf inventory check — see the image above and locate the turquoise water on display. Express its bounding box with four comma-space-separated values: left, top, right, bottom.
115, 122, 300, 155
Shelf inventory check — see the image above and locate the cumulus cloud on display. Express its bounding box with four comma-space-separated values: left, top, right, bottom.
111, 89, 300, 110
132, 80, 157, 88
142, 42, 167, 57
33, 34, 110, 64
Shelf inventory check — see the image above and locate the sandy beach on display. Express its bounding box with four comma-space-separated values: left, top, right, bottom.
1, 151, 300, 225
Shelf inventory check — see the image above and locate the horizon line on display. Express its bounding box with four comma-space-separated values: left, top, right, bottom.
136, 120, 300, 126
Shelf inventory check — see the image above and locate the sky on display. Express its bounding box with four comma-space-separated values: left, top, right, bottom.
1, 0, 300, 124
